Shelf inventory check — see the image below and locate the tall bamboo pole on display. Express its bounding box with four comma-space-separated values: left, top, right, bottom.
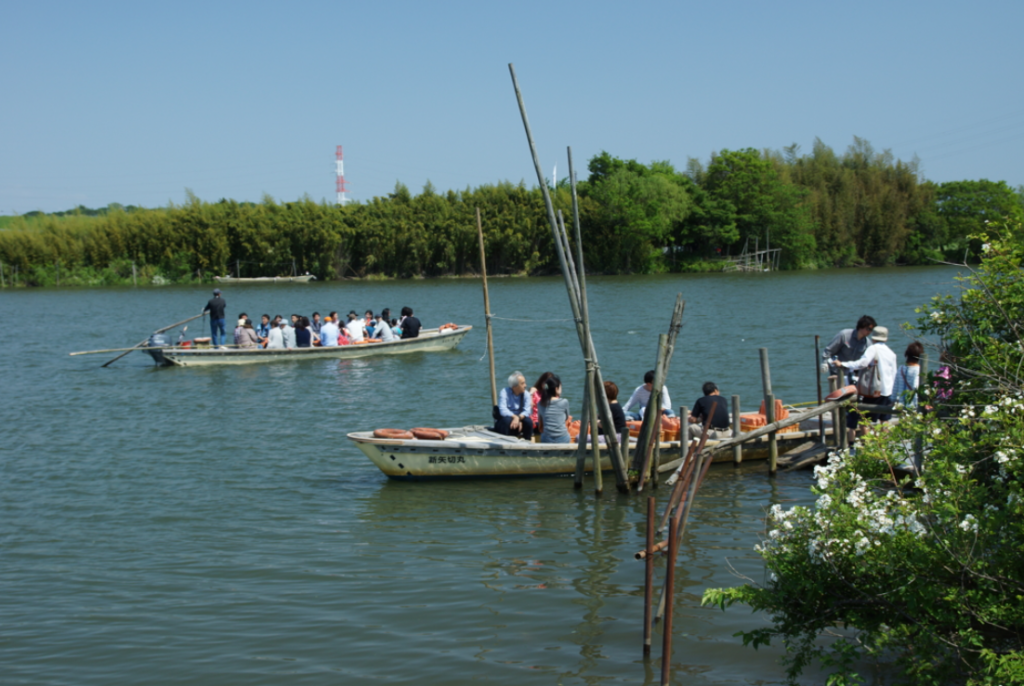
568, 147, 626, 491
637, 334, 670, 490
574, 376, 593, 488
759, 348, 778, 474
508, 62, 629, 490
476, 208, 497, 407
660, 518, 678, 686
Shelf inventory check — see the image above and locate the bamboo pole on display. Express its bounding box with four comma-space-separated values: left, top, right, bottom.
99, 312, 206, 367
132, 261, 137, 288
589, 370, 604, 494
732, 394, 742, 465
637, 334, 670, 490
661, 517, 678, 686
567, 148, 627, 491
508, 66, 629, 490
815, 335, 825, 441
476, 208, 497, 407
644, 496, 655, 656
574, 374, 591, 488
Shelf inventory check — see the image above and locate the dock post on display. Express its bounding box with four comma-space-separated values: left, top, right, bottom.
661, 517, 678, 686
643, 496, 655, 656
759, 349, 777, 475
815, 335, 825, 441
828, 376, 840, 447
731, 394, 742, 465
766, 392, 777, 475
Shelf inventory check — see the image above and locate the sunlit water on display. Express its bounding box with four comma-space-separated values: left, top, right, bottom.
0, 266, 960, 684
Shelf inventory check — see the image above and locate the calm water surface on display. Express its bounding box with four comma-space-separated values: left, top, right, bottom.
0, 267, 961, 684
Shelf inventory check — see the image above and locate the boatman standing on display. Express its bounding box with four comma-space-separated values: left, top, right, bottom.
204, 288, 227, 348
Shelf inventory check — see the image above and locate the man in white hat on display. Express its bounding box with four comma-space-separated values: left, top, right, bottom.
837, 325, 897, 443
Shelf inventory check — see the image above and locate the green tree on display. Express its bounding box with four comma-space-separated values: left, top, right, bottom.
704, 222, 1024, 685
933, 179, 1024, 261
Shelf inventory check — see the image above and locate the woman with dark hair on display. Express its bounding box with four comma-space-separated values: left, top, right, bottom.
537, 374, 571, 444
295, 316, 312, 348
892, 341, 923, 408
238, 320, 259, 349
529, 371, 554, 429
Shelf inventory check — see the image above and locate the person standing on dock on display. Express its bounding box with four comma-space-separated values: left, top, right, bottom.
203, 288, 227, 348
823, 315, 876, 384
837, 325, 897, 443
495, 371, 534, 440
687, 382, 732, 438
623, 370, 674, 421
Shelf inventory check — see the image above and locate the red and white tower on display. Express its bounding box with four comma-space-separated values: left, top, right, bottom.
335, 145, 349, 205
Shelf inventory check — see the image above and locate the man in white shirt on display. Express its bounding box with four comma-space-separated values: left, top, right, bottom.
267, 319, 286, 349
839, 325, 897, 442
281, 318, 296, 349
622, 370, 674, 421
345, 311, 366, 343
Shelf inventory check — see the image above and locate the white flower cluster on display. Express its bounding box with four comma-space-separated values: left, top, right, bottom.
959, 514, 979, 533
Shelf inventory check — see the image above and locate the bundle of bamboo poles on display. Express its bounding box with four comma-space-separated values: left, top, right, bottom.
508, 63, 630, 493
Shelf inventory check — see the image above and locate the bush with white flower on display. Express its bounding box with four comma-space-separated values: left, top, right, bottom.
704, 222, 1024, 685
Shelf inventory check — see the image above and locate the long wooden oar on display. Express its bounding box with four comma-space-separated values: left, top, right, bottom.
99, 312, 205, 367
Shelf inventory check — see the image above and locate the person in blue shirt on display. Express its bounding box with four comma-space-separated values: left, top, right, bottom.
256, 314, 271, 344
495, 371, 534, 440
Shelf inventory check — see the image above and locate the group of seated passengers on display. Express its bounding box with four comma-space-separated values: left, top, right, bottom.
231, 306, 422, 349
496, 369, 733, 444
495, 370, 656, 444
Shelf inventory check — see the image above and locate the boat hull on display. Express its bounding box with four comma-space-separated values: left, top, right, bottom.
145, 326, 471, 367
348, 422, 833, 480
213, 275, 316, 283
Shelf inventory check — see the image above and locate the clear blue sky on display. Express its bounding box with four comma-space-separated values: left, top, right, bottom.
2, 0, 1022, 214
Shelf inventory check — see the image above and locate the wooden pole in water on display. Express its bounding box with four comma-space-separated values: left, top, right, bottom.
815, 335, 825, 441
508, 64, 629, 491
476, 208, 497, 407
660, 518, 678, 686
574, 378, 592, 488
589, 377, 603, 494
643, 495, 655, 656
732, 394, 742, 465
132, 261, 137, 287
100, 312, 206, 367
765, 392, 777, 475
637, 334, 670, 490
759, 348, 778, 475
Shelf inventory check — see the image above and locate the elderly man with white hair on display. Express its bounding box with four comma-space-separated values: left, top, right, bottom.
495, 371, 534, 440
837, 325, 897, 444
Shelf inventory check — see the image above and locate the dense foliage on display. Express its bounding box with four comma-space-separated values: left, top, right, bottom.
1, 139, 1022, 286
703, 222, 1024, 685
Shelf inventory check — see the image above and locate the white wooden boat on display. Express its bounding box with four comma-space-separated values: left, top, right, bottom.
348, 414, 833, 480
213, 275, 316, 283
144, 325, 471, 367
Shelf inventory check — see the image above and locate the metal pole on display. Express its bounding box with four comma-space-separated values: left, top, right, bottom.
476, 208, 497, 407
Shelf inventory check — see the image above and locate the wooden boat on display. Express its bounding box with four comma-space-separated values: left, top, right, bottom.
213, 275, 316, 283
348, 412, 834, 480
144, 325, 472, 367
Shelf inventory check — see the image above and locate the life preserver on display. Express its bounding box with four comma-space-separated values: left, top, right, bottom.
373, 428, 414, 439
439, 323, 458, 331
410, 427, 449, 440
825, 385, 858, 401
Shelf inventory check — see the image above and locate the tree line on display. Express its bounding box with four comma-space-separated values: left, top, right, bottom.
1, 138, 1022, 286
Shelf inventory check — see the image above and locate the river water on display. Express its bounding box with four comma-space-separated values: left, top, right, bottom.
1, 266, 960, 685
